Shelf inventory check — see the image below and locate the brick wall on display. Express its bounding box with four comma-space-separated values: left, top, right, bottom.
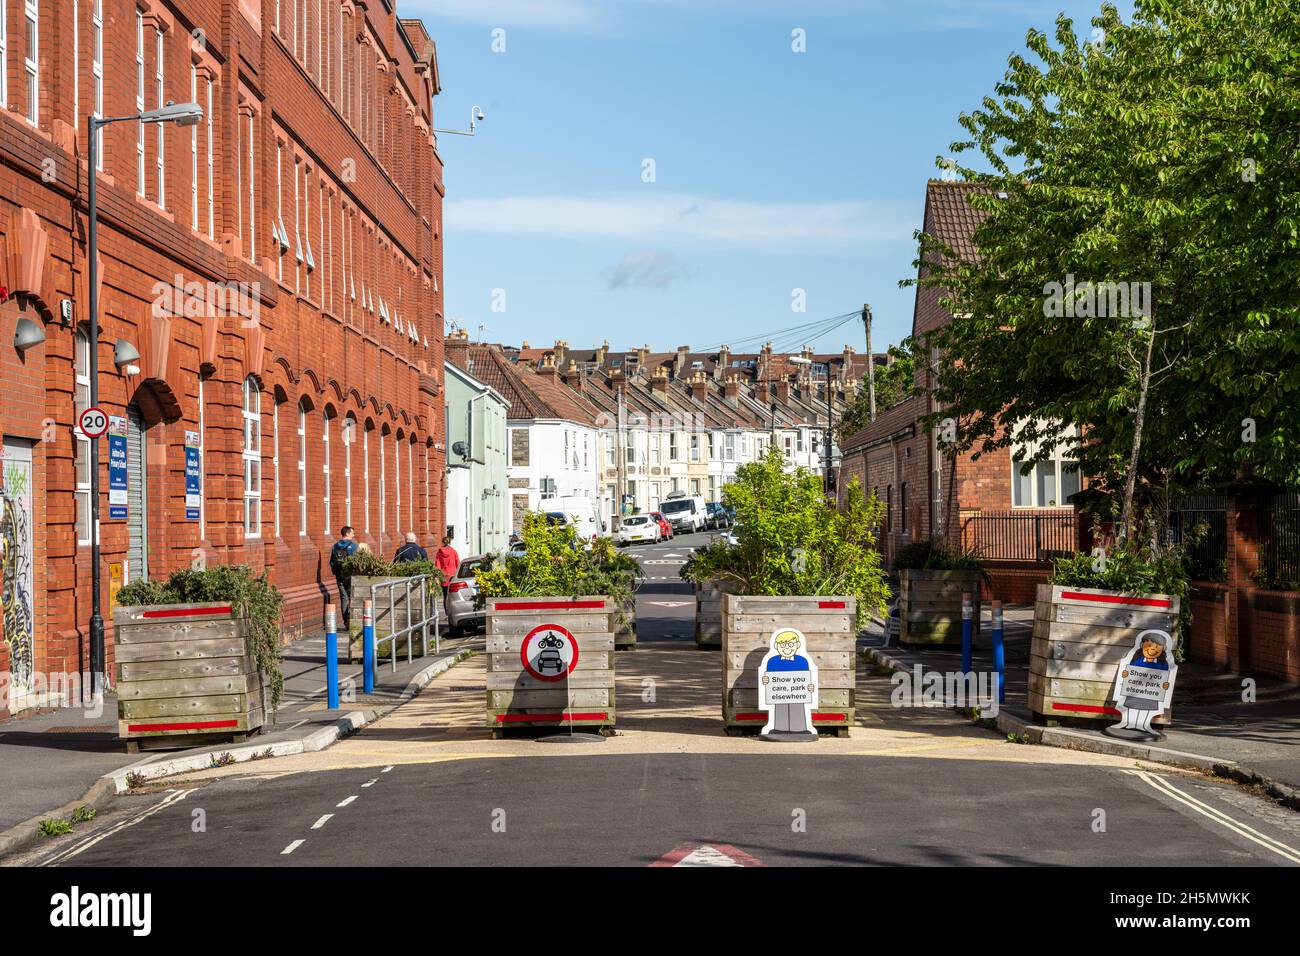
0, 0, 446, 710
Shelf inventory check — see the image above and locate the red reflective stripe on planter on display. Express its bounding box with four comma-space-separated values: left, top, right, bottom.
493, 712, 608, 723
127, 719, 241, 732
494, 600, 606, 611
818, 601, 846, 609
138, 605, 233, 619
1051, 702, 1121, 716
1058, 591, 1171, 609
732, 712, 844, 722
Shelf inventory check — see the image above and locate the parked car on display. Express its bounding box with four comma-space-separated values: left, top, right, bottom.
650, 511, 674, 539
615, 514, 661, 545
538, 495, 606, 544
705, 502, 731, 530
444, 556, 487, 635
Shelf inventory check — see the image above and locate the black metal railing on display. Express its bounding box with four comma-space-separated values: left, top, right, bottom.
1258, 493, 1300, 589
1169, 494, 1228, 581
960, 511, 1077, 563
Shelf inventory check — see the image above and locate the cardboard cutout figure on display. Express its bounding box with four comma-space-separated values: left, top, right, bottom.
1104, 628, 1177, 742
759, 627, 819, 742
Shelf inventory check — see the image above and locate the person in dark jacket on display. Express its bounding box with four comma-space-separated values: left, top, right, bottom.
393, 531, 428, 564
328, 526, 358, 627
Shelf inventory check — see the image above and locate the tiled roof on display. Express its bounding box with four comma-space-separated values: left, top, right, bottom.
922, 180, 991, 265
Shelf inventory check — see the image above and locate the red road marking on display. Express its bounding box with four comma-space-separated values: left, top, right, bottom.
137, 605, 233, 619
494, 600, 606, 611
1059, 590, 1171, 609
650, 841, 764, 867
732, 712, 846, 723
818, 601, 846, 609
493, 712, 608, 723
126, 719, 240, 732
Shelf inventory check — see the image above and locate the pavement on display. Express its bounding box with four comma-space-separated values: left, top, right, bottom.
13, 531, 1299, 867
0, 622, 479, 861
863, 602, 1300, 805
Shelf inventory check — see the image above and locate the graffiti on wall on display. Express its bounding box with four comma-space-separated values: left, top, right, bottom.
1, 457, 34, 689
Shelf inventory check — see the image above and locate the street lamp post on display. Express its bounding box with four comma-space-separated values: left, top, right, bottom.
85, 102, 203, 696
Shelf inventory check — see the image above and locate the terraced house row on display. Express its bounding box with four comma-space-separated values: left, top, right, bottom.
0, 0, 447, 712
446, 332, 878, 534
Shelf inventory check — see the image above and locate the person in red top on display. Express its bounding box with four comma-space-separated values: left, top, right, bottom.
434, 535, 461, 583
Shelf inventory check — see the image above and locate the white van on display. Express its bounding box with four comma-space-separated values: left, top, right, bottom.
658, 494, 708, 533
538, 496, 607, 544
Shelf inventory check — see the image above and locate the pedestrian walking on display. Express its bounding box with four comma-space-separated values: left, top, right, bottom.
393, 531, 429, 564
435, 535, 461, 582
329, 526, 358, 628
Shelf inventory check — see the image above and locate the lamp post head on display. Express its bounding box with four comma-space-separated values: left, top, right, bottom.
140, 101, 204, 126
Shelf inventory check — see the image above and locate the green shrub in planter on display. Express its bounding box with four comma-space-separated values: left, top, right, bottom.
893, 538, 983, 573
116, 565, 286, 707
680, 445, 889, 630
475, 513, 640, 606
338, 550, 446, 586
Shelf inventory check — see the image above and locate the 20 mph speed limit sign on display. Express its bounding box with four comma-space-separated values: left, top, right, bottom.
79, 407, 109, 438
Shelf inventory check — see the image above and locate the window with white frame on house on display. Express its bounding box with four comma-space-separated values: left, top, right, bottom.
321, 410, 331, 533
154, 26, 165, 206
690, 434, 700, 463
135, 13, 145, 193
343, 417, 354, 526
669, 432, 679, 461
900, 481, 908, 533
245, 111, 255, 258
23, 0, 38, 124
651, 482, 660, 508
74, 331, 91, 544
393, 433, 401, 534
92, 0, 103, 168
272, 400, 281, 537
297, 402, 307, 535
650, 434, 660, 464
725, 433, 736, 461
363, 426, 370, 533
243, 377, 262, 537
204, 75, 214, 237
690, 479, 700, 496
604, 434, 613, 467
1011, 424, 1081, 508
190, 66, 199, 229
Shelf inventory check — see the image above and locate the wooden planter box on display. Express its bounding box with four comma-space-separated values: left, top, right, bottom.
695, 578, 741, 649
486, 596, 616, 736
721, 594, 857, 735
615, 596, 637, 650
898, 569, 983, 646
1030, 584, 1181, 724
347, 575, 435, 662
112, 602, 268, 752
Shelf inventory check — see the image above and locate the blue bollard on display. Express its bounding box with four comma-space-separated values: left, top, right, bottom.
325, 604, 340, 710
961, 592, 973, 675
362, 600, 375, 695
991, 599, 1006, 704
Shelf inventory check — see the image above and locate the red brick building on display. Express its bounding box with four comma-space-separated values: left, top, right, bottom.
0, 0, 446, 712
839, 181, 1080, 600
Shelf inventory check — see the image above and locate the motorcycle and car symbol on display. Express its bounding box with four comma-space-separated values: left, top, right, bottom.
520, 623, 580, 682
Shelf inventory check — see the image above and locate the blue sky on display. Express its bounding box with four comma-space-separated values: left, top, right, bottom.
407, 0, 1131, 355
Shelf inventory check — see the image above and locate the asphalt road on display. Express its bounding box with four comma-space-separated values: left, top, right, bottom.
21, 530, 1300, 868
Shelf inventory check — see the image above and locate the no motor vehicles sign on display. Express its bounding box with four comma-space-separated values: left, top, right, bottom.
520, 623, 579, 682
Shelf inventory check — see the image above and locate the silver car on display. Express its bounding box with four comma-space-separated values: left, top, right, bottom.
444, 556, 486, 635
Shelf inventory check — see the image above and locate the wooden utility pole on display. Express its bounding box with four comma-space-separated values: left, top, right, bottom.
863, 303, 876, 422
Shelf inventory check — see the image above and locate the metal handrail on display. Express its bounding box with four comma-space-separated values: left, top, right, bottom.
369, 573, 441, 672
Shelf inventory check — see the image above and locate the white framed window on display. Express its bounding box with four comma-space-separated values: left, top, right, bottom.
190, 65, 199, 229
650, 482, 660, 509
297, 402, 307, 534
1011, 424, 1082, 508
243, 377, 262, 537
343, 417, 354, 526
650, 434, 660, 465
74, 331, 91, 545
92, 0, 103, 168
154, 27, 165, 205
322, 410, 331, 533
135, 13, 145, 193
725, 433, 736, 461
275, 144, 285, 280
378, 432, 386, 538
272, 400, 281, 537
245, 111, 256, 259
690, 434, 700, 463
204, 77, 214, 237
669, 432, 679, 461
605, 436, 614, 467
393, 433, 401, 535
23, 0, 38, 125
407, 441, 414, 528
363, 426, 370, 533
293, 157, 302, 291
198, 377, 207, 535
690, 479, 700, 496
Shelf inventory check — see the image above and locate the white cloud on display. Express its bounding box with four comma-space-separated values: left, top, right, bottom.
445, 193, 912, 251
603, 251, 693, 290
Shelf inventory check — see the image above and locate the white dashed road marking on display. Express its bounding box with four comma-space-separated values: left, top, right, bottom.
337, 795, 358, 808
311, 814, 333, 829
282, 839, 305, 855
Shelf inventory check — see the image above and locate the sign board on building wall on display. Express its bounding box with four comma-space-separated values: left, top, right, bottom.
108, 563, 124, 614
184, 431, 201, 520
107, 416, 128, 520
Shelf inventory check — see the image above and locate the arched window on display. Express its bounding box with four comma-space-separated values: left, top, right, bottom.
322, 409, 332, 534
243, 377, 262, 537
297, 401, 308, 535
272, 399, 281, 537
343, 416, 355, 526
378, 429, 386, 539
74, 330, 91, 545
362, 423, 370, 534
393, 431, 401, 535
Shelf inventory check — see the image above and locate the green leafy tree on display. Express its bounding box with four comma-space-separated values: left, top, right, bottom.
837, 338, 918, 441
681, 446, 890, 628
911, 0, 1300, 536
475, 513, 641, 605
